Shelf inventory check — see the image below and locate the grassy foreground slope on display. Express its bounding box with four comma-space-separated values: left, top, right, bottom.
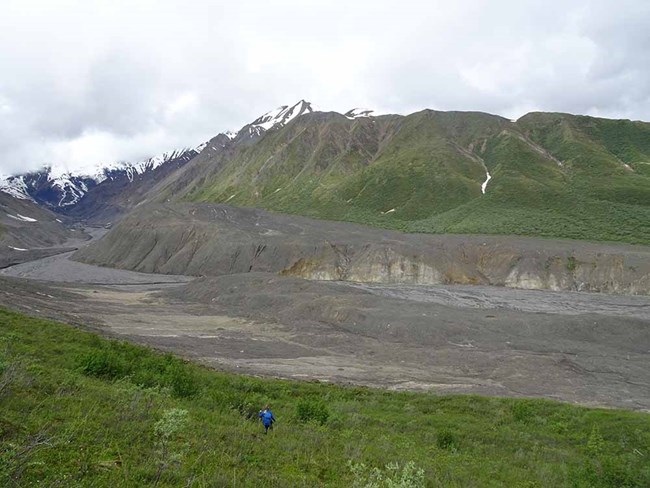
1, 309, 649, 487
184, 110, 650, 244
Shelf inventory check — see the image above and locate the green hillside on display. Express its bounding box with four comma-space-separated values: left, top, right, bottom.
2, 308, 649, 486
180, 110, 650, 244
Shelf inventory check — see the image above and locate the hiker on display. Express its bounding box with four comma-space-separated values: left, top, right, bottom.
258, 405, 276, 434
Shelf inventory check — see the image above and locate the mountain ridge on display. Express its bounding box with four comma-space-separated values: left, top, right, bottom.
2, 101, 649, 244
146, 103, 650, 245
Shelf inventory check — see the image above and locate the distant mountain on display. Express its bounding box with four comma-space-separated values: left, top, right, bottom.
63, 147, 201, 223
0, 147, 201, 210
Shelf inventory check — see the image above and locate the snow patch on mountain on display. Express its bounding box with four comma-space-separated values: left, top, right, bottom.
345, 108, 375, 119
7, 213, 37, 222
0, 176, 34, 201
241, 100, 316, 138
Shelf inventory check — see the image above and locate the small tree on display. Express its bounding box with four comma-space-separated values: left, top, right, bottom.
153, 408, 189, 486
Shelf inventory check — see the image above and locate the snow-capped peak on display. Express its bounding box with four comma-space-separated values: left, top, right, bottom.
243, 100, 316, 137
345, 108, 375, 119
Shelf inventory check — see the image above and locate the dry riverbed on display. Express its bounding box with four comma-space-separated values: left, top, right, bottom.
1, 243, 648, 411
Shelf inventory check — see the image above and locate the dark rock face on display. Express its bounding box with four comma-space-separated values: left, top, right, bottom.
73, 203, 650, 295
3, 171, 99, 208
62, 149, 198, 224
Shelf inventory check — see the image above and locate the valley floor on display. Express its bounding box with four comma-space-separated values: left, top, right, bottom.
1, 237, 648, 411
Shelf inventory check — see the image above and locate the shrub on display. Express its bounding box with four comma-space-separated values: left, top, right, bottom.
229, 397, 262, 420
567, 256, 577, 272
76, 349, 130, 379
154, 409, 190, 485
511, 400, 535, 423
296, 399, 330, 425
436, 429, 456, 450
586, 426, 605, 456
77, 344, 201, 397
165, 364, 199, 399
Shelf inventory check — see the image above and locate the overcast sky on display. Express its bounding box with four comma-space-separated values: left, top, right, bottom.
1, 0, 649, 175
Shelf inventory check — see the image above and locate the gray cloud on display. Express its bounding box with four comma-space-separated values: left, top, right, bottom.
1, 0, 649, 174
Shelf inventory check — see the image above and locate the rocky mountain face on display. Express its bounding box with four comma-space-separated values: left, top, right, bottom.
61, 148, 200, 223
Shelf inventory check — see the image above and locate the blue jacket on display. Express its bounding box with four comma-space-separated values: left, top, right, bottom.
259, 409, 275, 426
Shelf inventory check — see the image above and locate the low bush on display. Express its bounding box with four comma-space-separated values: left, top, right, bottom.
77, 344, 200, 397
436, 429, 456, 450
296, 399, 330, 424
76, 349, 130, 379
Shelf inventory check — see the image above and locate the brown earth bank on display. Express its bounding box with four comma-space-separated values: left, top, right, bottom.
73, 203, 650, 295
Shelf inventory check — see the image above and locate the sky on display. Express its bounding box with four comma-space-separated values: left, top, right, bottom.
1, 0, 649, 175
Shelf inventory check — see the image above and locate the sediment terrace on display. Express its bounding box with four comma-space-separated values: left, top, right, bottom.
74, 203, 650, 295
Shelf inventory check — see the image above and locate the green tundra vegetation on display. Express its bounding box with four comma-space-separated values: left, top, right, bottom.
1, 308, 649, 487
184, 111, 650, 245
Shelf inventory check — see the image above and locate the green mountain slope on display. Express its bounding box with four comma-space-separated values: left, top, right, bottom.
159, 108, 650, 244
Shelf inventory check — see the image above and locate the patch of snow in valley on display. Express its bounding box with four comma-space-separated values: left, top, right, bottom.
8, 246, 28, 251
481, 171, 492, 194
